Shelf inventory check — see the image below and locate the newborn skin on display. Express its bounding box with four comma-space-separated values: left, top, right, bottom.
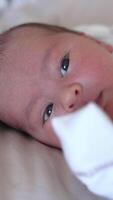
0, 23, 113, 147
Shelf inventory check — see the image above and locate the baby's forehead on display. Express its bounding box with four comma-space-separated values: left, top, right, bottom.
4, 26, 49, 49
0, 24, 85, 75
1, 25, 62, 79
2, 24, 60, 56
1, 24, 84, 64
0, 26, 50, 65
2, 22, 70, 47
1, 23, 82, 53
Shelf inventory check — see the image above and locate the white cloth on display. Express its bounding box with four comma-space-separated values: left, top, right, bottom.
74, 25, 113, 45
52, 103, 113, 199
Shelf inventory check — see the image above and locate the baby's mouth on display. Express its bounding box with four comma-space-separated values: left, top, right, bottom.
96, 91, 106, 110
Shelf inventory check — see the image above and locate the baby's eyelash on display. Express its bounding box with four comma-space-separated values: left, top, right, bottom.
43, 103, 53, 124
60, 53, 70, 77
42, 53, 70, 124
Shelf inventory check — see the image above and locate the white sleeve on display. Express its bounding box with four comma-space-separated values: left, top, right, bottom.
52, 103, 113, 199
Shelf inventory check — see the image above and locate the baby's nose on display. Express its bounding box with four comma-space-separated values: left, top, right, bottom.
60, 83, 83, 112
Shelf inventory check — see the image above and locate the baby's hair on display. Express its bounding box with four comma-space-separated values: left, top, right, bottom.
1, 22, 83, 36
0, 30, 8, 65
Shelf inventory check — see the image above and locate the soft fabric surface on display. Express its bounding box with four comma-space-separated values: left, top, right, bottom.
0, 123, 107, 200
0, 0, 113, 32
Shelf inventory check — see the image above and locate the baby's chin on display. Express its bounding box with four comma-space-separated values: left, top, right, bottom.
37, 129, 61, 148
46, 134, 61, 148
39, 137, 61, 149
103, 89, 113, 120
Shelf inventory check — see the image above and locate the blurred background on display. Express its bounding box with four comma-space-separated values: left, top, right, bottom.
0, 0, 113, 32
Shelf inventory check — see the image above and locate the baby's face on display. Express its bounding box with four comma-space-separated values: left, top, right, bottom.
2, 27, 113, 147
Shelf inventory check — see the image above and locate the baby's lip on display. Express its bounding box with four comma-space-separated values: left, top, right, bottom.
96, 91, 106, 110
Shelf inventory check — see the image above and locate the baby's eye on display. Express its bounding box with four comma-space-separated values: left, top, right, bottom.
60, 53, 70, 77
43, 103, 53, 124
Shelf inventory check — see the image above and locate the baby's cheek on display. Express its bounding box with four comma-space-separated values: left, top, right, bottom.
43, 122, 61, 147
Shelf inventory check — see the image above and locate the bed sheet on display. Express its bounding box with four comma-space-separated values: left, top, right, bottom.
0, 0, 113, 32
0, 123, 108, 200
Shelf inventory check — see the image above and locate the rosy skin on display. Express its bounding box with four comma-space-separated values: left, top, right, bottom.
0, 25, 113, 148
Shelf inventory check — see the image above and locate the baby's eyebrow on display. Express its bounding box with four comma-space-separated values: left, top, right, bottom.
25, 44, 57, 112
25, 94, 43, 125
0, 32, 8, 66
25, 42, 58, 126
42, 41, 57, 70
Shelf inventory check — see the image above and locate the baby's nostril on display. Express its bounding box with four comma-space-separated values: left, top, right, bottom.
69, 104, 74, 109
75, 89, 79, 95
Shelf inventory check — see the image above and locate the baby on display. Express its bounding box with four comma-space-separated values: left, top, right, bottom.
0, 23, 113, 148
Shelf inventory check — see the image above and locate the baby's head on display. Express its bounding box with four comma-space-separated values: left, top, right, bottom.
0, 23, 113, 148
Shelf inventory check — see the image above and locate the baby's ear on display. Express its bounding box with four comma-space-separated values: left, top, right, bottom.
95, 39, 113, 53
